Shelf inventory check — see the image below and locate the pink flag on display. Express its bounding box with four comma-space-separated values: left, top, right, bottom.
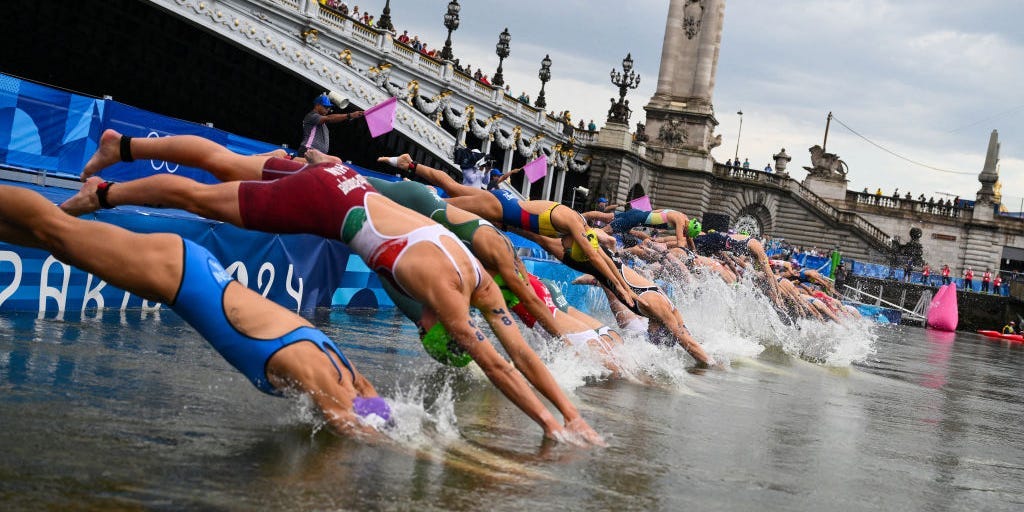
523, 154, 548, 183
629, 195, 652, 211
364, 96, 398, 137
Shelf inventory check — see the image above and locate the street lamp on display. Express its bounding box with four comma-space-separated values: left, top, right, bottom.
733, 110, 744, 164
492, 28, 511, 87
607, 53, 640, 123
376, 0, 394, 33
535, 54, 552, 109
440, 0, 460, 61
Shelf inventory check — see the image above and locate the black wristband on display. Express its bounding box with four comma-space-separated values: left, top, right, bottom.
409, 161, 418, 173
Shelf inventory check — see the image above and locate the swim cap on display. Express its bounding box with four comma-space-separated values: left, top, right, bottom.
570, 228, 602, 261
490, 168, 503, 177
352, 396, 392, 422
491, 274, 521, 308
421, 323, 472, 367
598, 197, 608, 203
687, 218, 702, 238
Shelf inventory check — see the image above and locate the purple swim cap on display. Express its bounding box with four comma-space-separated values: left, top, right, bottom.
352, 396, 392, 422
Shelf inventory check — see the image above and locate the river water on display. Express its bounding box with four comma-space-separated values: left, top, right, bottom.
2, 278, 1023, 511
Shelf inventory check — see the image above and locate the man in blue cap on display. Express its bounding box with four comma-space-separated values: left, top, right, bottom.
299, 93, 364, 158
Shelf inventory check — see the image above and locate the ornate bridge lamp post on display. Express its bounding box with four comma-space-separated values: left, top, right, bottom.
440, 0, 460, 61
534, 54, 552, 109
492, 28, 511, 87
377, 0, 394, 33
607, 53, 640, 124
733, 110, 744, 163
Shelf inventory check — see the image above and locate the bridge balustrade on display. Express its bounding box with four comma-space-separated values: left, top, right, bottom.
850, 191, 967, 219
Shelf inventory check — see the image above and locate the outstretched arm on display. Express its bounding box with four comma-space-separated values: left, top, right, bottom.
472, 281, 604, 446
495, 167, 521, 185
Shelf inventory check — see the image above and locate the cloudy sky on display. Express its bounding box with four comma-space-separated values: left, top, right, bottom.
360, 0, 1023, 205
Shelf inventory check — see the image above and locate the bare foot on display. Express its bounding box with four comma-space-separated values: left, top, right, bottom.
376, 154, 412, 170
60, 177, 104, 216
305, 149, 342, 164
571, 274, 598, 286
81, 129, 124, 181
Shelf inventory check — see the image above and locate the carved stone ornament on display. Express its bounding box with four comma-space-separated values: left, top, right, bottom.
803, 144, 848, 179
657, 119, 687, 148
683, 0, 705, 40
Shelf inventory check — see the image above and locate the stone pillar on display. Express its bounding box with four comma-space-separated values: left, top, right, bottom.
541, 160, 554, 200
554, 167, 567, 204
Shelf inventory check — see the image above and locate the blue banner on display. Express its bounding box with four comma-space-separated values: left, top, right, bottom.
0, 72, 282, 182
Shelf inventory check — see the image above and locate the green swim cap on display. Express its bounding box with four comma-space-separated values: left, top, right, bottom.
421, 323, 472, 367
687, 219, 702, 238
491, 274, 520, 308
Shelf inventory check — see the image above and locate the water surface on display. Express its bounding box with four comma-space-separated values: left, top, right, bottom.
1, 304, 1022, 511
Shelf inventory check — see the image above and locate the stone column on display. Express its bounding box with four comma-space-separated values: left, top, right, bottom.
554, 167, 567, 204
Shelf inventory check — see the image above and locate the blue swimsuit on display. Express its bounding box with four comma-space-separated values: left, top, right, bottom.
170, 239, 355, 395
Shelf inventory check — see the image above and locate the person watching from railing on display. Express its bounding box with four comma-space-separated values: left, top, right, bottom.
397, 30, 410, 44
588, 119, 597, 131
764, 163, 773, 173
350, 5, 359, 20
742, 158, 750, 169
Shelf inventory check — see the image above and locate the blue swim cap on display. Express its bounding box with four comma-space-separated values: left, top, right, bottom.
490, 168, 503, 177
598, 197, 608, 203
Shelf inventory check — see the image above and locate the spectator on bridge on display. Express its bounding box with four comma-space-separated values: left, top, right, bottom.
921, 264, 931, 285
518, 91, 530, 104
918, 193, 926, 202
350, 5, 360, 20
742, 158, 750, 169
480, 74, 491, 85
474, 68, 483, 80
892, 188, 899, 198
764, 163, 773, 173
397, 30, 410, 44
588, 119, 597, 131
411, 36, 421, 51
578, 120, 585, 130
875, 187, 883, 196
982, 269, 992, 293
862, 187, 869, 194
298, 94, 364, 159
725, 158, 733, 168
338, 2, 348, 16
904, 191, 912, 200
964, 267, 974, 291
941, 264, 951, 285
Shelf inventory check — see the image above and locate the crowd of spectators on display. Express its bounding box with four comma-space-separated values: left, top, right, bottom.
723, 157, 775, 173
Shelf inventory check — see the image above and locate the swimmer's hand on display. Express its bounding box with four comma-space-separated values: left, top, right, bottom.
565, 417, 607, 447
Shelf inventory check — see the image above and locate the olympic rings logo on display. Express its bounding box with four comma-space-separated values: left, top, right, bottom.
146, 131, 179, 173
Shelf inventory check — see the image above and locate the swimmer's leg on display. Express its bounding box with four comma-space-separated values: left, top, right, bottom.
62, 175, 243, 225
82, 129, 269, 182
